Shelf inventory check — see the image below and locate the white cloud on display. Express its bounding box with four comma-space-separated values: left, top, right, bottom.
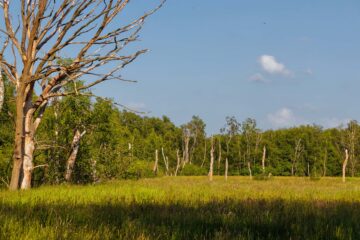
249, 73, 266, 83
259, 55, 291, 76
267, 108, 299, 128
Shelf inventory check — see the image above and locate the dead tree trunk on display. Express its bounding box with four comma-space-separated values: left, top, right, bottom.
217, 138, 222, 175
343, 149, 349, 183
247, 161, 252, 180
225, 158, 228, 181
65, 129, 86, 182
183, 133, 190, 167
91, 159, 98, 182
262, 146, 266, 174
153, 149, 159, 175
161, 147, 169, 176
209, 137, 214, 181
175, 149, 181, 176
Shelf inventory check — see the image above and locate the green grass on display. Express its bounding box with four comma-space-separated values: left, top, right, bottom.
1, 177, 360, 239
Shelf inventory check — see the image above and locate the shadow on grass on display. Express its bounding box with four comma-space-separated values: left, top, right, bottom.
1, 199, 360, 239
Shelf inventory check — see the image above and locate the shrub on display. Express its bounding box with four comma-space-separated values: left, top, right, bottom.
180, 164, 208, 176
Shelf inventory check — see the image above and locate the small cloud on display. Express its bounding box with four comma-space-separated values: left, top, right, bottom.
267, 107, 300, 128
259, 55, 292, 76
249, 73, 266, 83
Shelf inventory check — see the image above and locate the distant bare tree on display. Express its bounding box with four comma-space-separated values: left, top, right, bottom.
209, 136, 214, 181
343, 148, 349, 183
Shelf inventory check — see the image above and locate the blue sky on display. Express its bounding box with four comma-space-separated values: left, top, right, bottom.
92, 0, 360, 134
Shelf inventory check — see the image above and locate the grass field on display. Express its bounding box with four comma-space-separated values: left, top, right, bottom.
1, 176, 360, 239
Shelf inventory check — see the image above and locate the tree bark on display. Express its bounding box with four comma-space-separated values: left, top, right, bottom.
161, 147, 169, 176
343, 149, 349, 183
209, 137, 214, 181
247, 161, 252, 180
65, 129, 86, 182
225, 158, 228, 181
153, 149, 159, 175
217, 138, 222, 175
175, 149, 181, 176
262, 146, 266, 174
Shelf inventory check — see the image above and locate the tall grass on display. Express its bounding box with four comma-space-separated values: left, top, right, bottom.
1, 177, 360, 239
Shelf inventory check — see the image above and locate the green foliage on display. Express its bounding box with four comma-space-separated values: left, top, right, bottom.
123, 160, 159, 179
180, 164, 208, 176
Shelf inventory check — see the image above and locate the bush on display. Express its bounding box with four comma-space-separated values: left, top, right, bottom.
123, 160, 160, 179
180, 164, 208, 176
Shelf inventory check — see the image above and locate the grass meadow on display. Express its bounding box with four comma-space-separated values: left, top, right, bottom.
1, 176, 360, 239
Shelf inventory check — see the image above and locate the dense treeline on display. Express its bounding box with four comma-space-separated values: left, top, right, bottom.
0, 79, 358, 188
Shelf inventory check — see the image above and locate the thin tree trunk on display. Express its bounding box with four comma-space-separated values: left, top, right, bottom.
209, 137, 214, 181
343, 149, 349, 183
161, 147, 169, 176
217, 138, 222, 175
225, 158, 228, 181
65, 129, 86, 182
175, 149, 180, 176
262, 146, 266, 174
153, 149, 159, 175
247, 161, 252, 179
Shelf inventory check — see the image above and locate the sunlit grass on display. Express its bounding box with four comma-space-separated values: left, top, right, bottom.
1, 177, 360, 239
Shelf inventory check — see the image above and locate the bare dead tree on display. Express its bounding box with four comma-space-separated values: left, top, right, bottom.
161, 147, 169, 176
217, 137, 222, 175
175, 149, 180, 176
248, 161, 252, 180
182, 128, 190, 167
343, 148, 349, 183
153, 149, 159, 175
64, 129, 86, 182
209, 136, 214, 181
225, 158, 228, 181
0, 0, 164, 190
261, 145, 266, 174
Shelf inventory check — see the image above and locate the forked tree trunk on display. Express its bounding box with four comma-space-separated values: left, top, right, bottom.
247, 161, 252, 180
262, 146, 266, 174
225, 158, 228, 181
65, 129, 86, 182
209, 137, 214, 181
175, 149, 181, 176
153, 149, 159, 175
343, 149, 349, 183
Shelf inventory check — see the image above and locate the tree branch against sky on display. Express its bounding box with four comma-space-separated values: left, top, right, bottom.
0, 0, 165, 190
